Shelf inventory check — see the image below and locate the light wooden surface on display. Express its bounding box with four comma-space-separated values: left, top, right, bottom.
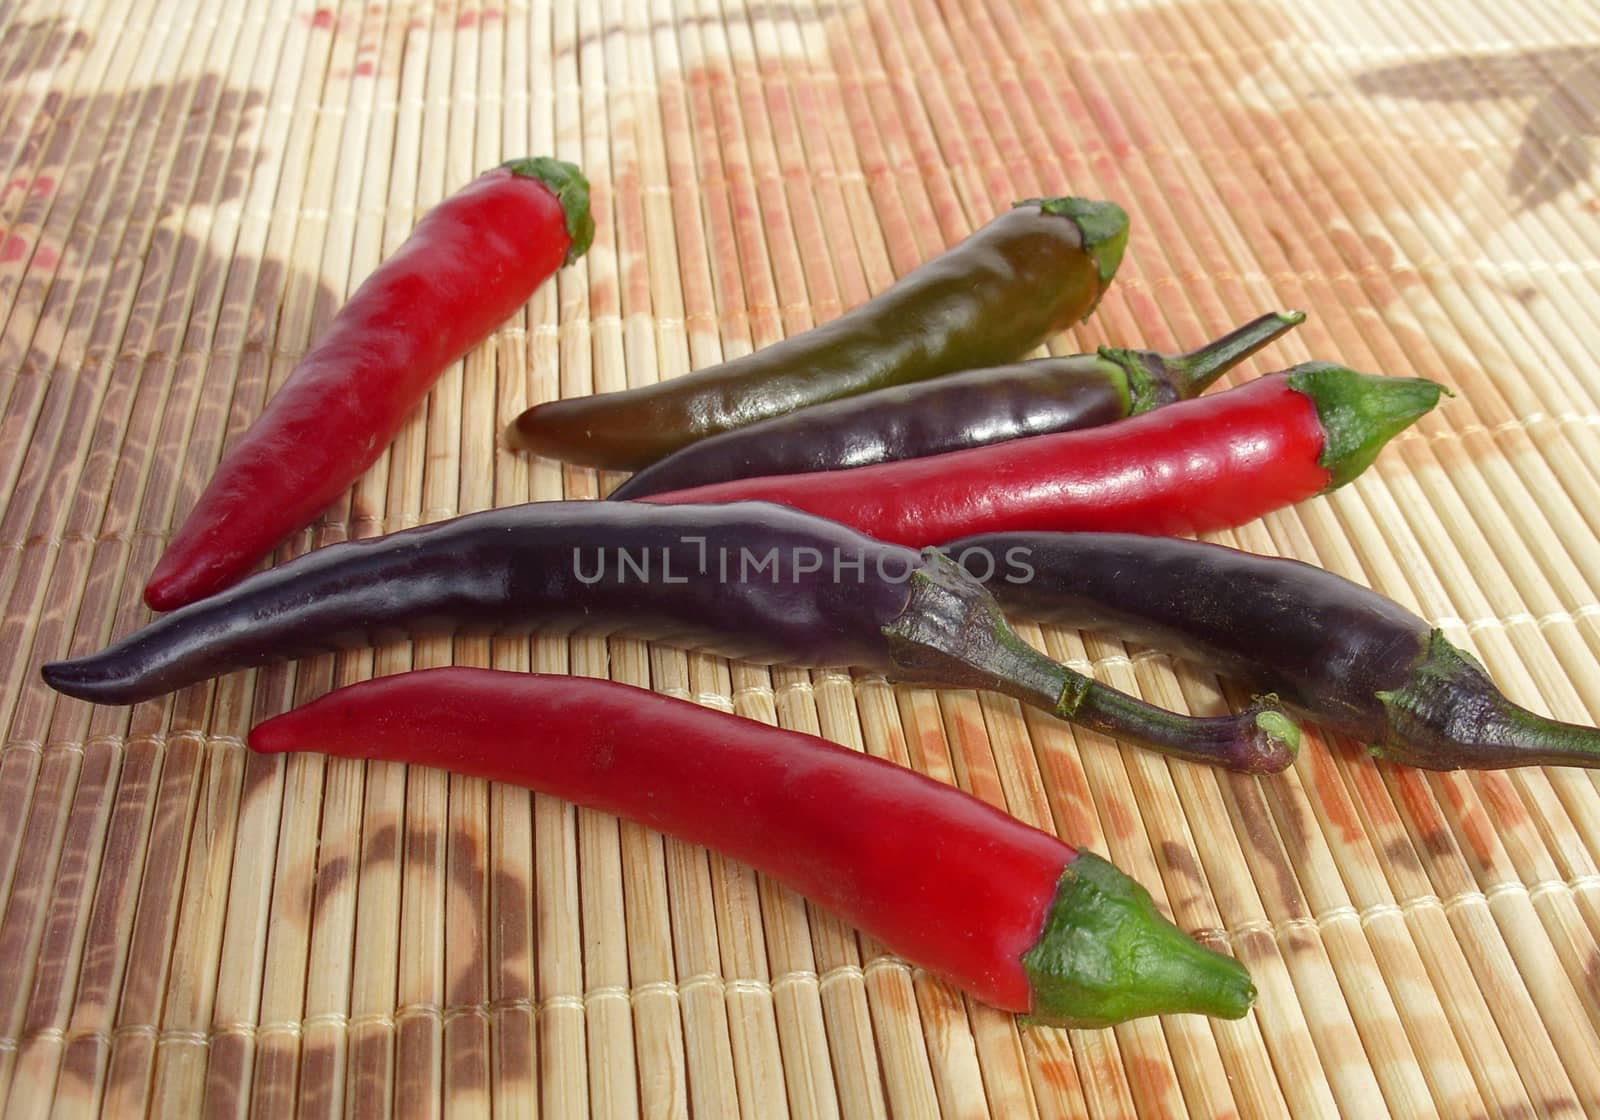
2, 0, 1599, 1115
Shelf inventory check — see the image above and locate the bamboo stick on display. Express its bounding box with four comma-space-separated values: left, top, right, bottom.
486, 8, 549, 1117
618, 1, 747, 1084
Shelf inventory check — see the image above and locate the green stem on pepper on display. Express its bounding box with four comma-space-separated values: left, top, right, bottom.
882, 552, 1300, 773
1108, 309, 1308, 410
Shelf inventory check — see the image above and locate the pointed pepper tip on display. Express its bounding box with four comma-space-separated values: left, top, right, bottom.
1022, 852, 1256, 1028
1375, 629, 1600, 770
1285, 362, 1444, 490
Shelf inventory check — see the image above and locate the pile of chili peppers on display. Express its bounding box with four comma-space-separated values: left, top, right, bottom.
42, 163, 1600, 1032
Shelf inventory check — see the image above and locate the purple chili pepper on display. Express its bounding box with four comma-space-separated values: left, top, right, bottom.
945, 531, 1600, 770
41, 503, 1296, 771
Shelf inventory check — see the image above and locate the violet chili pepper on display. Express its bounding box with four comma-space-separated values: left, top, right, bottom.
609, 310, 1305, 500
143, 157, 595, 611
43, 502, 1297, 772
250, 668, 1258, 1026
944, 532, 1600, 770
506, 196, 1129, 470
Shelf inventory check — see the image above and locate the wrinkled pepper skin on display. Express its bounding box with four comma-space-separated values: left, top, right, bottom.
507, 197, 1130, 470
143, 158, 595, 612
646, 364, 1444, 547
609, 311, 1306, 500
250, 668, 1257, 1027
43, 502, 1298, 772
946, 532, 1600, 770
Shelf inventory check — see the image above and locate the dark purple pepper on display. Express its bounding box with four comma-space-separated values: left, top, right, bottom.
944, 532, 1600, 770
609, 311, 1305, 501
42, 503, 1297, 771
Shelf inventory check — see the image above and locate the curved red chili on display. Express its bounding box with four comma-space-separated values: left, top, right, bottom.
644, 364, 1444, 546
248, 668, 1257, 1027
143, 157, 595, 612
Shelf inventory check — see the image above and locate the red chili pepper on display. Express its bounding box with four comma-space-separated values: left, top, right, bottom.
249, 667, 1256, 1027
143, 157, 595, 612
643, 364, 1443, 545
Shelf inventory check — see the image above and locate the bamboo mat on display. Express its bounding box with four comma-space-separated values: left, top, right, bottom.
1, 0, 1599, 1114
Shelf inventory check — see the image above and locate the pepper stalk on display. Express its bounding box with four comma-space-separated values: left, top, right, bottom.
882, 551, 1300, 773
1100, 309, 1309, 412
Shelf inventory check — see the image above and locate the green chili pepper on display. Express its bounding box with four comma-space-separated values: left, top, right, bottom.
506, 196, 1130, 471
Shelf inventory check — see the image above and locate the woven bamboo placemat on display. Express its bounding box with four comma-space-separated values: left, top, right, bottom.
2, 0, 1599, 1114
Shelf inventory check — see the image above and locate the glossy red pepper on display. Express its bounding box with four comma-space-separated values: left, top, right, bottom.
143, 157, 595, 612
645, 364, 1443, 546
249, 668, 1256, 1027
